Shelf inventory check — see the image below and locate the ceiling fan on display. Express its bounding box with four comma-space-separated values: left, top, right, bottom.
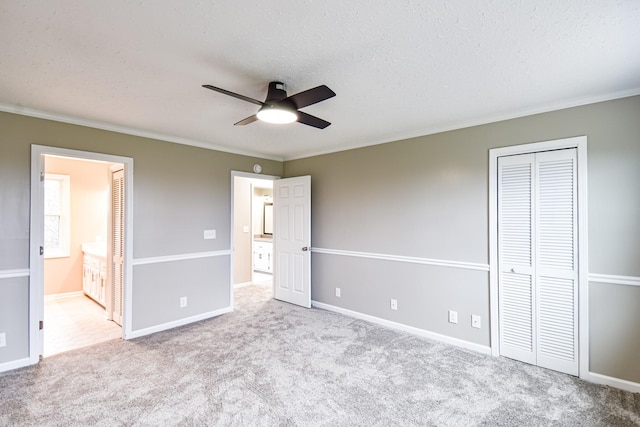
202, 81, 336, 129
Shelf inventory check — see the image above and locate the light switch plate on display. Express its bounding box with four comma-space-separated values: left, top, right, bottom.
0, 332, 6, 348
243, 225, 249, 233
448, 310, 458, 324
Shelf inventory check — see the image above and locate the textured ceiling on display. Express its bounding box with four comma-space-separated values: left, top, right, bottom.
1, 1, 639, 160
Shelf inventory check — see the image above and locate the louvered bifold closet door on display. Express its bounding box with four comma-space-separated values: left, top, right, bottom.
498, 148, 578, 376
535, 149, 578, 376
498, 154, 536, 365
112, 169, 125, 326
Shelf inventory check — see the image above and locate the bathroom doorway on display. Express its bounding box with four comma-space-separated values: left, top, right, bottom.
232, 173, 276, 297
42, 154, 123, 356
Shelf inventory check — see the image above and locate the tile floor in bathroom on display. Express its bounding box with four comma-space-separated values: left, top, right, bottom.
252, 271, 273, 285
44, 293, 122, 357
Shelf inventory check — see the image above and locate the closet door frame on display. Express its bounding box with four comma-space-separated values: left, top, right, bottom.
489, 136, 588, 378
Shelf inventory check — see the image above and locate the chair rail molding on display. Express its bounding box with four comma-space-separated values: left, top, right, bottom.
311, 247, 489, 272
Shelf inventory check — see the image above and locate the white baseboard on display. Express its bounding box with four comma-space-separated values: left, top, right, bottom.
44, 291, 84, 301
311, 300, 491, 355
0, 357, 32, 374
585, 371, 640, 394
125, 306, 233, 340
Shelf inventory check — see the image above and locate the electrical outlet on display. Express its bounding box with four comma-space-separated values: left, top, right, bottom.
472, 315, 481, 328
390, 299, 398, 311
0, 332, 6, 348
335, 287, 341, 297
203, 229, 216, 239
448, 310, 458, 324
180, 297, 187, 308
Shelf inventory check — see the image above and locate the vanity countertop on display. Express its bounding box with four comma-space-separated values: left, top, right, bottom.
82, 243, 107, 258
253, 236, 273, 242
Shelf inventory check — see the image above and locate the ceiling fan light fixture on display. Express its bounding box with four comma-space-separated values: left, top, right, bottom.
256, 105, 298, 124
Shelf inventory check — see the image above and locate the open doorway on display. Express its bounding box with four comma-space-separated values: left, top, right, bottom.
42, 155, 124, 356
232, 173, 276, 296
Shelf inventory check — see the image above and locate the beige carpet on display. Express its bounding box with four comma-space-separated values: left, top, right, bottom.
1, 284, 639, 426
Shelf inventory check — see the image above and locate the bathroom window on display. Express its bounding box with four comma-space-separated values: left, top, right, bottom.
44, 174, 70, 258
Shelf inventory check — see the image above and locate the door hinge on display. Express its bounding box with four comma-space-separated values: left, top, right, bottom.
40, 172, 45, 182
40, 246, 44, 256
39, 320, 44, 330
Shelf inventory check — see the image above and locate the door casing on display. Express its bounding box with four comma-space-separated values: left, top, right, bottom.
29, 145, 134, 363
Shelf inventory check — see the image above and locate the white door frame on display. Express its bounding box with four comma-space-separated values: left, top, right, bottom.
488, 136, 588, 378
230, 170, 279, 308
29, 145, 134, 363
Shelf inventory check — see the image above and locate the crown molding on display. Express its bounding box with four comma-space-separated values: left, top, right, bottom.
0, 103, 284, 162
283, 88, 640, 161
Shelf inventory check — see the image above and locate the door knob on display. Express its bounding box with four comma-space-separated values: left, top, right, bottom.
302, 247, 309, 251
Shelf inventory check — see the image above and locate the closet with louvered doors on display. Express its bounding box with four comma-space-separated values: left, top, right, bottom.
497, 148, 578, 376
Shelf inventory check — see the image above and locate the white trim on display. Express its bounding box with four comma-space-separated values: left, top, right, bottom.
0, 269, 30, 279
126, 306, 232, 339
132, 250, 231, 266
312, 247, 489, 272
488, 136, 589, 377
0, 358, 32, 374
585, 372, 640, 394
44, 291, 84, 301
284, 90, 640, 161
589, 273, 640, 287
231, 170, 281, 181
0, 103, 283, 162
576, 137, 590, 380
312, 301, 491, 355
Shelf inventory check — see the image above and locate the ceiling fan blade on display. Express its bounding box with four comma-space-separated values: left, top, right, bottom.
285, 85, 336, 109
297, 111, 331, 129
202, 85, 265, 106
234, 115, 259, 126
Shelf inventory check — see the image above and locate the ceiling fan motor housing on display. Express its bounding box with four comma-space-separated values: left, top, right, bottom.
266, 81, 289, 103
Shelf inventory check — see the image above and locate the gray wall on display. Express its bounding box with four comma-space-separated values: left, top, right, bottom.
284, 95, 640, 383
0, 277, 29, 362
2, 96, 639, 384
0, 111, 282, 365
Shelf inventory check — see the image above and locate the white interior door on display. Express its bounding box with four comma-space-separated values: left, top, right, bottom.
274, 175, 311, 308
498, 148, 578, 376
